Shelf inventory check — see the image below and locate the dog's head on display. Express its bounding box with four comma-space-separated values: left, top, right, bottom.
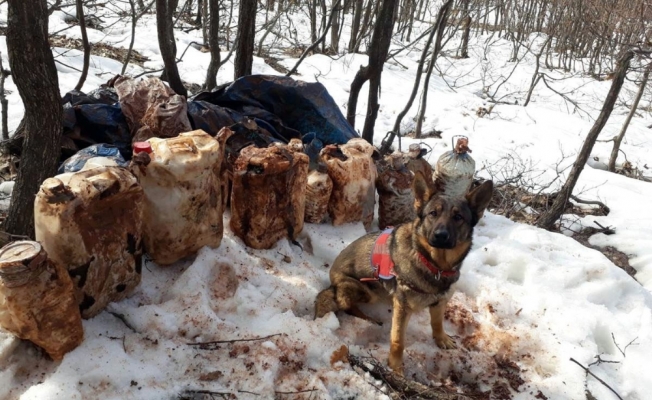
412, 171, 493, 249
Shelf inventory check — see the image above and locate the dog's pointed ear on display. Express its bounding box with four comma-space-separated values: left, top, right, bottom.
413, 171, 435, 214
466, 180, 494, 226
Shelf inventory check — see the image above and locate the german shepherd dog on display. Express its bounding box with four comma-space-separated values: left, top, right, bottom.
314, 171, 493, 375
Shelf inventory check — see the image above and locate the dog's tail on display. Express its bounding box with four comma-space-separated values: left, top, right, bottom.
314, 286, 338, 320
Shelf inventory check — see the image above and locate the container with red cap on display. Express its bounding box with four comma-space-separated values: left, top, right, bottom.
130, 130, 227, 265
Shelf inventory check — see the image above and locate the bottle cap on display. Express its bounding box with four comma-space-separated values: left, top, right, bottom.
133, 142, 153, 154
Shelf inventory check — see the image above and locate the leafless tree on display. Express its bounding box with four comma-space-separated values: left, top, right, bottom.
3, 0, 64, 238
157, 0, 188, 96
346, 0, 398, 143
537, 50, 634, 230
608, 62, 651, 172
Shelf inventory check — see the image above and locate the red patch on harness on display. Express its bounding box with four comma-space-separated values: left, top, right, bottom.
361, 228, 396, 281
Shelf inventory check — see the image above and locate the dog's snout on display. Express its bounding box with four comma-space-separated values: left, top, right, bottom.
434, 230, 450, 242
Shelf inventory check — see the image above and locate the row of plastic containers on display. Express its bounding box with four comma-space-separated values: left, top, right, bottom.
0, 124, 473, 360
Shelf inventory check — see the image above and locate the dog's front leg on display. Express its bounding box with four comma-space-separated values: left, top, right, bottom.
430, 299, 456, 349
388, 296, 412, 376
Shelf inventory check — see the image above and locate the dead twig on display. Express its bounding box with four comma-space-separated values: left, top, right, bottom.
187, 333, 284, 349
612, 333, 638, 357
593, 221, 616, 235
274, 388, 317, 395
569, 357, 623, 400
108, 311, 138, 333
179, 389, 233, 399
588, 355, 620, 367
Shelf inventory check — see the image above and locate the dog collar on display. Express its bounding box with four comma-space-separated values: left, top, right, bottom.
417, 252, 459, 280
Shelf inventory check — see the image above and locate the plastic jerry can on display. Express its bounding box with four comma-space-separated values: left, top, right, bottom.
321, 138, 377, 231
304, 163, 333, 224
433, 136, 476, 198
230, 139, 309, 249
34, 166, 145, 319
130, 130, 226, 265
0, 241, 84, 360
405, 143, 434, 183
376, 153, 415, 229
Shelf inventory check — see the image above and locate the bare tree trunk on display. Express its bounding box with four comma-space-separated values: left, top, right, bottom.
122, 0, 153, 75
309, 0, 317, 43
536, 50, 634, 230
3, 0, 64, 238
524, 37, 551, 107
414, 0, 452, 138
346, 0, 397, 143
0, 51, 9, 141
330, 1, 340, 53
608, 63, 651, 172
157, 0, 187, 96
201, 0, 208, 45
286, 0, 341, 77
381, 0, 452, 154
234, 0, 256, 78
457, 0, 470, 58
204, 0, 221, 90
348, 0, 363, 52
195, 0, 202, 25
74, 0, 90, 91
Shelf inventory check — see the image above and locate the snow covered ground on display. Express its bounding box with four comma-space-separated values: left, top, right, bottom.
1, 2, 652, 399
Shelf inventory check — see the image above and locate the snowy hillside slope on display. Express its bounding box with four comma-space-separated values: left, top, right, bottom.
1, 2, 652, 399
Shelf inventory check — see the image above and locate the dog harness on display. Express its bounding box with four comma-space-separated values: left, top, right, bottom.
360, 227, 460, 282
361, 228, 396, 282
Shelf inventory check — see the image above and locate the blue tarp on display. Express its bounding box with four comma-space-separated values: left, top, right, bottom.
59, 75, 358, 169
58, 144, 129, 173
192, 75, 359, 145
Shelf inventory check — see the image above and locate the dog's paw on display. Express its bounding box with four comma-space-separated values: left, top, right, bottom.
434, 334, 457, 350
387, 359, 404, 376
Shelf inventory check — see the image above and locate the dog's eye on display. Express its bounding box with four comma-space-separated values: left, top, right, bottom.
453, 214, 463, 221
429, 210, 438, 217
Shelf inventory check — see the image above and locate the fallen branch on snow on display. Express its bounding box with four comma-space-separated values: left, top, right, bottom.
348, 354, 477, 399
187, 333, 285, 350
569, 195, 610, 215
569, 357, 623, 400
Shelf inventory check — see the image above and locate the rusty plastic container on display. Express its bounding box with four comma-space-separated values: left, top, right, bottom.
321, 138, 377, 230
304, 164, 333, 224
405, 143, 434, 182
34, 166, 145, 319
434, 136, 476, 198
230, 139, 309, 249
0, 241, 83, 360
376, 154, 415, 229
131, 129, 226, 265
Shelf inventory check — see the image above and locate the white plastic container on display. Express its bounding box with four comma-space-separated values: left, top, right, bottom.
434, 136, 476, 198
131, 130, 226, 265
321, 138, 377, 231
34, 166, 145, 319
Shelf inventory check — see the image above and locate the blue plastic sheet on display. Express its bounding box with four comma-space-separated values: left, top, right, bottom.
57, 144, 129, 174
192, 75, 359, 145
